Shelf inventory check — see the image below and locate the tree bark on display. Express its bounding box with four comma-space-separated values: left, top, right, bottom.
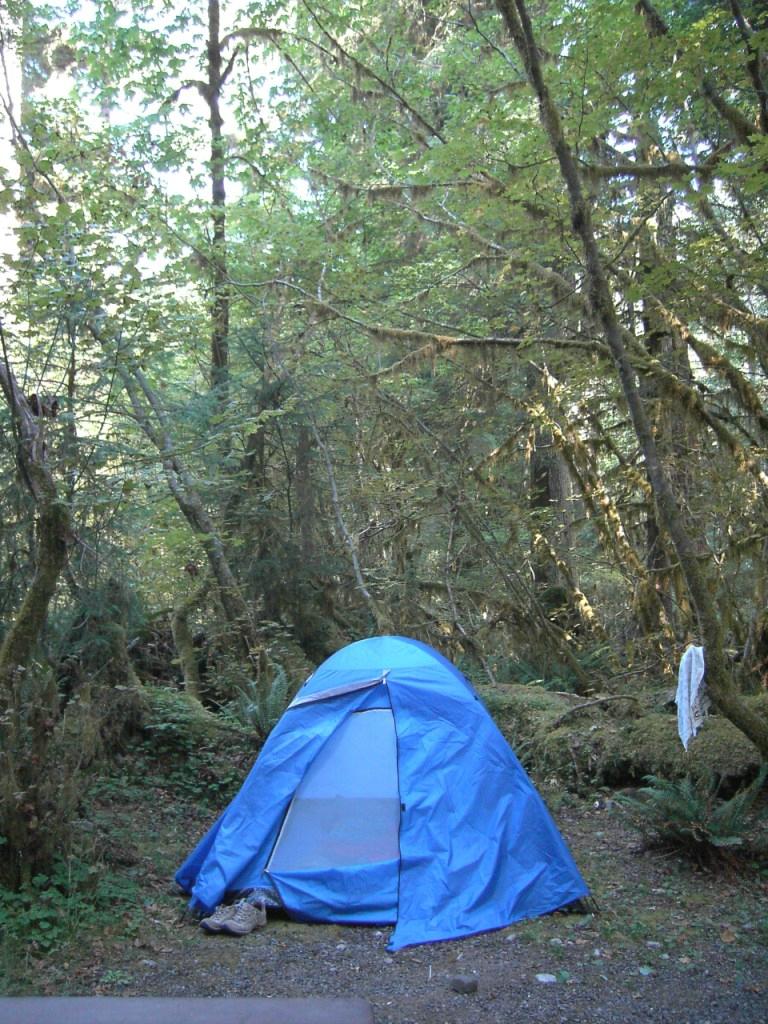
496, 0, 768, 756
207, 0, 230, 400
0, 330, 79, 888
171, 579, 210, 700
0, 332, 73, 695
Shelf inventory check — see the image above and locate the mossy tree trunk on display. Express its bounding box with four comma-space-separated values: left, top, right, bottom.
496, 0, 768, 758
0, 340, 73, 695
0, 335, 80, 886
0, 500, 70, 691
171, 579, 210, 701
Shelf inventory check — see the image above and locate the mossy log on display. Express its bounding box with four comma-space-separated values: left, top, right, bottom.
486, 683, 765, 791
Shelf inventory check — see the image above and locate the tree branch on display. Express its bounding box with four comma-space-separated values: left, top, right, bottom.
299, 0, 445, 142
729, 0, 768, 134
701, 76, 758, 145
497, 0, 768, 757
583, 159, 696, 180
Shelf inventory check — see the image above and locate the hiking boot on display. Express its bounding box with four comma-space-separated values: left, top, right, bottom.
219, 898, 267, 936
199, 903, 237, 933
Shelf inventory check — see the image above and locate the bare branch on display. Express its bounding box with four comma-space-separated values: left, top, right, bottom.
163, 79, 209, 107
219, 48, 239, 90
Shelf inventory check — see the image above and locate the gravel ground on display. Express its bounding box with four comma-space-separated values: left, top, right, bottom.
56, 800, 768, 1024
115, 915, 768, 1024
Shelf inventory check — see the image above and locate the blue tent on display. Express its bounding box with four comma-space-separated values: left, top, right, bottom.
176, 636, 588, 951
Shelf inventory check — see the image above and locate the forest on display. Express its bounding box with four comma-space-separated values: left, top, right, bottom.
0, 0, 767, 997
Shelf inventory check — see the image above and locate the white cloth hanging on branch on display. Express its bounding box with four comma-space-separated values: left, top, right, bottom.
675, 645, 708, 750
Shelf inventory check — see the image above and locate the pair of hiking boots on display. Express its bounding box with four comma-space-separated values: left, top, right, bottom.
200, 898, 267, 936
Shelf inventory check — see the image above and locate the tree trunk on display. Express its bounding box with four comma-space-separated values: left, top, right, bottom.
311, 420, 394, 634
207, 0, 230, 400
497, 0, 768, 756
0, 339, 73, 694
0, 334, 80, 888
636, 192, 697, 639
295, 424, 316, 563
171, 579, 210, 701
526, 364, 577, 628
88, 323, 257, 661
0, 500, 69, 678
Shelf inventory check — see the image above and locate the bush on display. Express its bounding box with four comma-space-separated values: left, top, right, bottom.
618, 766, 767, 869
138, 686, 253, 804
141, 686, 228, 754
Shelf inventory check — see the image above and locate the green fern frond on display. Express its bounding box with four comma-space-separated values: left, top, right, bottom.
232, 665, 291, 735
710, 765, 767, 836
617, 768, 767, 868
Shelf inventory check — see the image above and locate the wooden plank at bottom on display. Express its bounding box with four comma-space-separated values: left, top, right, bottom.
0, 997, 374, 1024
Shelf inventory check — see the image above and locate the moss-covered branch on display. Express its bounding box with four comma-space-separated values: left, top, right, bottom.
496, 0, 768, 756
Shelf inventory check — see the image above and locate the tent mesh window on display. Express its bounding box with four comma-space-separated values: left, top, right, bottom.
268, 709, 400, 871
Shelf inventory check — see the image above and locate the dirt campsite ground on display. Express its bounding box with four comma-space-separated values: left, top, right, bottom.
10, 767, 767, 1024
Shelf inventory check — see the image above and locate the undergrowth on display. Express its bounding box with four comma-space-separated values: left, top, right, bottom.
0, 856, 139, 978
139, 686, 254, 804
618, 766, 768, 869
223, 666, 291, 736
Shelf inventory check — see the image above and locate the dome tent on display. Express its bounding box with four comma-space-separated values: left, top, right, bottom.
176, 636, 588, 951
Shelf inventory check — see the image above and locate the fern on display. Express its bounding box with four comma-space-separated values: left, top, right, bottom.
230, 666, 291, 735
709, 767, 768, 843
618, 766, 767, 868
